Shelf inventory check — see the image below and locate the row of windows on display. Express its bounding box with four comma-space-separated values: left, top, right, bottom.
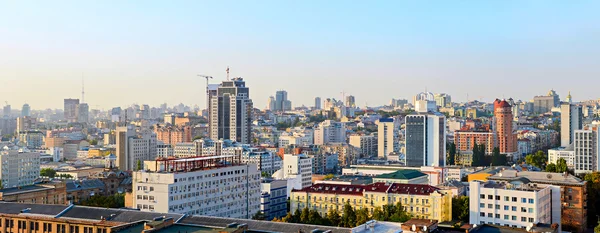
479, 195, 535, 204
0, 219, 107, 233
479, 203, 534, 213
479, 212, 535, 223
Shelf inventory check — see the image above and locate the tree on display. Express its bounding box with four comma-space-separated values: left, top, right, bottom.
252, 211, 266, 220
326, 208, 341, 226
556, 158, 568, 173
372, 207, 385, 221
472, 143, 482, 166
324, 174, 335, 180
193, 136, 203, 141
525, 151, 547, 168
292, 208, 301, 223
80, 194, 125, 208
389, 202, 410, 222
491, 147, 507, 166
40, 168, 57, 178
89, 139, 98, 146
136, 159, 142, 171
545, 163, 557, 172
452, 196, 470, 222
447, 142, 456, 165
595, 219, 600, 233
340, 202, 357, 227
355, 208, 370, 226
308, 209, 325, 225
585, 172, 600, 228
300, 207, 310, 223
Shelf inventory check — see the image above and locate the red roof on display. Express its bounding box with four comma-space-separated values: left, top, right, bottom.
293, 183, 440, 196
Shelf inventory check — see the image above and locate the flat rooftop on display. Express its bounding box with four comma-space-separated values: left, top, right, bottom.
0, 185, 54, 195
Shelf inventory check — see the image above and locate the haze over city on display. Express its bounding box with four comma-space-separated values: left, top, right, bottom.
2, 1, 600, 110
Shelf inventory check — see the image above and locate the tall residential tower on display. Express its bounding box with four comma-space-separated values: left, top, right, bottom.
209, 78, 253, 144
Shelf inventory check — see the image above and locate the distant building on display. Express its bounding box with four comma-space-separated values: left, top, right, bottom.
345, 95, 356, 108
349, 134, 378, 157
0, 182, 66, 204
154, 124, 192, 146
116, 126, 157, 171
0, 150, 41, 188
314, 97, 321, 110
372, 170, 428, 184
533, 90, 560, 114
64, 98, 80, 123
494, 99, 517, 154
377, 118, 398, 158
21, 103, 30, 117
560, 103, 583, 147
314, 120, 346, 145
275, 90, 292, 111
77, 103, 89, 123
18, 131, 44, 148
16, 116, 37, 132
434, 93, 452, 108
241, 150, 283, 175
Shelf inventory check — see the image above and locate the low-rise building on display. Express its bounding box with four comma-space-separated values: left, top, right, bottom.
291, 183, 452, 223
0, 182, 67, 204
372, 170, 428, 184
66, 179, 106, 203
260, 179, 288, 220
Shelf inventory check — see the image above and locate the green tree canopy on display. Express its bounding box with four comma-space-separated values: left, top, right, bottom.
40, 168, 57, 178
525, 150, 547, 168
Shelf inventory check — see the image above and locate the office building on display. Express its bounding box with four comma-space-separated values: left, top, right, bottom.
0, 150, 41, 188
573, 129, 599, 174
241, 150, 283, 175
260, 179, 288, 220
349, 134, 378, 157
533, 90, 560, 114
413, 92, 435, 106
64, 98, 80, 123
494, 99, 517, 154
488, 170, 587, 232
267, 96, 276, 111
154, 124, 192, 146
405, 113, 446, 167
561, 103, 583, 147
377, 118, 398, 158
209, 78, 253, 144
77, 103, 89, 123
469, 181, 560, 230
116, 126, 157, 171
274, 90, 292, 111
291, 183, 452, 223
314, 97, 321, 110
18, 131, 44, 148
314, 120, 346, 145
133, 155, 261, 218
21, 103, 30, 117
390, 98, 408, 108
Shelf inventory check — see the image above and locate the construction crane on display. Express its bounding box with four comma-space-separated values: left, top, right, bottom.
197, 74, 213, 111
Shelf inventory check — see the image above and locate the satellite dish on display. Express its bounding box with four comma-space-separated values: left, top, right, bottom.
412, 225, 416, 231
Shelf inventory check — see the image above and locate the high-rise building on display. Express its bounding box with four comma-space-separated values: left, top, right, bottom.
494, 99, 517, 154
260, 179, 288, 220
405, 113, 446, 167
345, 95, 356, 108
209, 78, 253, 144
377, 118, 398, 158
64, 98, 80, 122
282, 154, 313, 189
132, 155, 261, 218
267, 96, 276, 111
0, 150, 41, 188
413, 92, 434, 106
313, 120, 346, 145
21, 103, 30, 117
274, 90, 291, 111
3, 104, 11, 117
116, 126, 157, 171
573, 129, 599, 174
77, 103, 89, 123
154, 124, 192, 146
314, 97, 321, 110
533, 89, 560, 114
561, 103, 583, 147
16, 116, 37, 132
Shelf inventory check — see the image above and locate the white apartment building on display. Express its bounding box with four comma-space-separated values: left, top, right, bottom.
0, 150, 41, 188
133, 156, 261, 219
278, 134, 313, 147
279, 154, 313, 189
561, 103, 582, 147
469, 181, 560, 229
548, 147, 575, 168
573, 129, 599, 174
241, 150, 282, 175
349, 134, 378, 157
314, 120, 346, 145
377, 118, 398, 158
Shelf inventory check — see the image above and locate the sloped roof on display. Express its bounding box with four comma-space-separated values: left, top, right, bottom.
375, 169, 427, 180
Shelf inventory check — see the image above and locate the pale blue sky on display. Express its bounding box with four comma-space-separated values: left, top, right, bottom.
1, 1, 599, 110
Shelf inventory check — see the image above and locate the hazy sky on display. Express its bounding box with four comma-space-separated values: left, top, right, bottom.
2, 1, 600, 110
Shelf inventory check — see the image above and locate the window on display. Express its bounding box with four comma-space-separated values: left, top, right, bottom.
512, 197, 517, 202
528, 208, 534, 213
504, 196, 509, 201
504, 215, 509, 220
480, 194, 485, 199
528, 198, 534, 204
521, 217, 527, 222
488, 195, 493, 200
521, 198, 527, 203
488, 204, 493, 208
487, 213, 493, 218
495, 205, 500, 210
504, 205, 509, 211
521, 207, 527, 213
480, 203, 485, 208
512, 216, 517, 221
495, 195, 500, 200
512, 206, 517, 211
495, 214, 500, 219
480, 212, 485, 217
529, 218, 534, 223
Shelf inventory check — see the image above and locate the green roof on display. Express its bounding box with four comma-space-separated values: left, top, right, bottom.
375, 170, 427, 180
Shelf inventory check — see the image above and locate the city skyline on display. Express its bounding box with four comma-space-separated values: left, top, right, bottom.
2, 1, 600, 109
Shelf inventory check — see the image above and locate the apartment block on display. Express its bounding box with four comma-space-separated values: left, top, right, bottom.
0, 150, 40, 188
349, 134, 378, 158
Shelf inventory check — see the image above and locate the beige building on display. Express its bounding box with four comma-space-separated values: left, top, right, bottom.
0, 182, 67, 204
0, 150, 40, 188
349, 134, 377, 157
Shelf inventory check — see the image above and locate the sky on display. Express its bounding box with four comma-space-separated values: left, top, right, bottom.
1, 1, 600, 110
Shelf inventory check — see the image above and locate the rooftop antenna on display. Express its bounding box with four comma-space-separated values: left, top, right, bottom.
226, 66, 230, 81
81, 74, 85, 103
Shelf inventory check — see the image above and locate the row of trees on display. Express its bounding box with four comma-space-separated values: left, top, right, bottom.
447, 142, 508, 167
452, 196, 470, 223
545, 158, 569, 173
274, 202, 410, 228
524, 150, 547, 169
40, 168, 73, 179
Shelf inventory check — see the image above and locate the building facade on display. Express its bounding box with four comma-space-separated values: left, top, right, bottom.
405, 113, 446, 167
0, 150, 40, 188
349, 134, 378, 158
64, 98, 80, 123
116, 126, 157, 171
154, 124, 192, 146
494, 99, 517, 154
377, 118, 398, 158
314, 120, 346, 145
561, 103, 583, 147
260, 179, 288, 220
